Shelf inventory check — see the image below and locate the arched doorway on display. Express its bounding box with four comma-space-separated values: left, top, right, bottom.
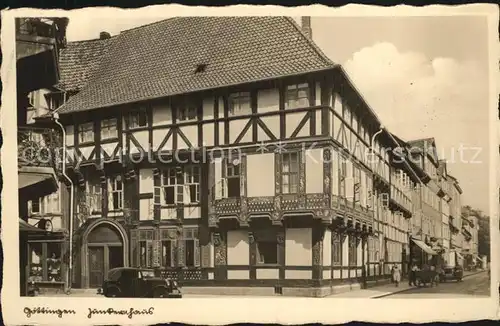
83, 220, 128, 288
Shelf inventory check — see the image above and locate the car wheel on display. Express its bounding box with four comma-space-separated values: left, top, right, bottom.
107, 289, 119, 298
153, 289, 167, 298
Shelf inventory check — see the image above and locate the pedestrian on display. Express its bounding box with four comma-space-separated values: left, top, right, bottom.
409, 263, 419, 286
392, 264, 401, 287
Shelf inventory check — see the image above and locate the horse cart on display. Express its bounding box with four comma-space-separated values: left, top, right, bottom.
415, 269, 439, 287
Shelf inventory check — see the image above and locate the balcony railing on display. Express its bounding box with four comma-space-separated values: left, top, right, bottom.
18, 126, 61, 169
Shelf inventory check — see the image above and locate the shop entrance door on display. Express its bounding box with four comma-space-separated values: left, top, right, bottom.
86, 223, 124, 288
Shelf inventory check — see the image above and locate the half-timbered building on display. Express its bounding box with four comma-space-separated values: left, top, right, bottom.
32, 16, 461, 296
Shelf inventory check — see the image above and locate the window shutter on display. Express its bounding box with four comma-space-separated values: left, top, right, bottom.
130, 229, 138, 267
153, 169, 161, 220
367, 175, 373, 208
194, 239, 201, 267
177, 240, 185, 267
107, 179, 113, 211
331, 151, 338, 196
360, 170, 366, 207
214, 157, 223, 200
345, 160, 354, 201
170, 240, 177, 267
183, 184, 190, 205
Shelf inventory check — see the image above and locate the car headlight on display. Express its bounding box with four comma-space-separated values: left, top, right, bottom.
165, 279, 170, 286
172, 280, 178, 288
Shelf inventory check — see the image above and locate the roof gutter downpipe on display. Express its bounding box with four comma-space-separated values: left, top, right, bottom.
53, 112, 74, 293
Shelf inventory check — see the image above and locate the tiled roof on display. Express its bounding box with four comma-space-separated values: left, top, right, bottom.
56, 37, 113, 92
57, 16, 336, 115
407, 137, 435, 151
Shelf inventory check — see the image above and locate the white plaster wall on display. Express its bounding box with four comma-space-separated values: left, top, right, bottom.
256, 269, 279, 279
139, 169, 153, 193
323, 229, 331, 267
227, 270, 250, 279
247, 153, 275, 197
152, 102, 172, 126
285, 228, 312, 266
65, 125, 74, 146
227, 230, 249, 265
285, 270, 312, 279
257, 88, 279, 113
305, 148, 323, 194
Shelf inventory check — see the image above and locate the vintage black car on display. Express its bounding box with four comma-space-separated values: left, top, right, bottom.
97, 267, 182, 298
439, 265, 463, 282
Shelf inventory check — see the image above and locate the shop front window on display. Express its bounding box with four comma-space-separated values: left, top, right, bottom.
28, 241, 62, 283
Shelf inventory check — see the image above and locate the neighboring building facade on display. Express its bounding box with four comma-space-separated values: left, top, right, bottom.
23, 16, 467, 296
16, 17, 69, 295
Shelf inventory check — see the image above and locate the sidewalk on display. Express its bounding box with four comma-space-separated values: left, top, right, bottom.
326, 269, 486, 298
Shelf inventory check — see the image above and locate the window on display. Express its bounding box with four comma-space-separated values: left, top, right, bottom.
285, 83, 309, 109
332, 232, 341, 265
161, 167, 183, 206
108, 175, 123, 210
78, 122, 94, 143
282, 152, 299, 194
348, 236, 357, 266
30, 190, 61, 215
161, 240, 174, 267
255, 230, 278, 264
129, 109, 148, 129
31, 198, 41, 214
139, 240, 154, 268
177, 101, 198, 122
226, 161, 241, 198
228, 92, 251, 116
101, 118, 118, 140
185, 166, 201, 203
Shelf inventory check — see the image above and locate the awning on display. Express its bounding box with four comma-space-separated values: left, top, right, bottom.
411, 238, 438, 255
18, 171, 56, 189
474, 255, 483, 262
456, 252, 465, 260
19, 218, 45, 232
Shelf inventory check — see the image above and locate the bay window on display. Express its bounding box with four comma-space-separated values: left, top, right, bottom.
228, 92, 251, 116
282, 152, 299, 194
78, 122, 94, 143
101, 118, 118, 140
285, 83, 309, 109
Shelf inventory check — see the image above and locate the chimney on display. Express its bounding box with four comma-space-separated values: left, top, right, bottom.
301, 16, 312, 39
99, 31, 111, 40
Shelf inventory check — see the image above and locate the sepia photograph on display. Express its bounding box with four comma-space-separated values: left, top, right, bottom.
1, 4, 499, 325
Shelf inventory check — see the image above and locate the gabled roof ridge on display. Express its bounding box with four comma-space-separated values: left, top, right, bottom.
66, 37, 115, 45
284, 17, 335, 67
118, 16, 181, 35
